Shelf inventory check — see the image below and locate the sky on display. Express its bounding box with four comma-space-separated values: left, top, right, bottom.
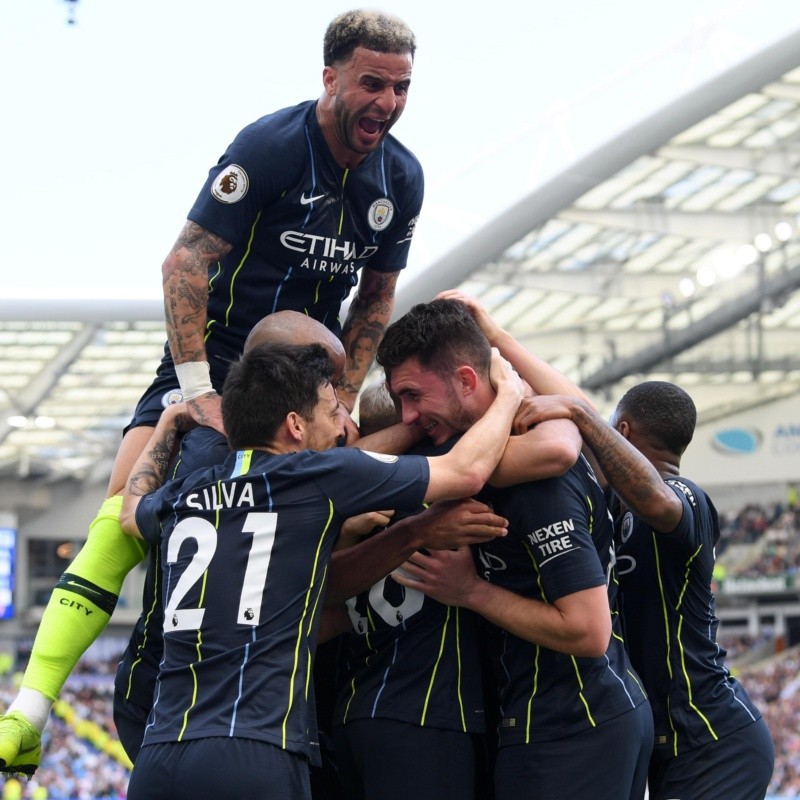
4, 0, 800, 302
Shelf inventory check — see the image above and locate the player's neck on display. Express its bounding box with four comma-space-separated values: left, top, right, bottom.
316, 99, 367, 170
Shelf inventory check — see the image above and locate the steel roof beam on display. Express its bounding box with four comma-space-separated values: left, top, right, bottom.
581, 260, 800, 389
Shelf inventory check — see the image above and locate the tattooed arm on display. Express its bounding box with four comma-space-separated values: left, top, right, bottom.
338, 268, 400, 412
518, 395, 683, 533
119, 403, 196, 537
161, 220, 233, 433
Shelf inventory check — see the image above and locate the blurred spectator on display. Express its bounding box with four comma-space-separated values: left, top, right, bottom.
0, 656, 129, 800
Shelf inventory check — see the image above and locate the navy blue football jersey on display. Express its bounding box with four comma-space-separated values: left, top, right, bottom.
115, 427, 231, 710
159, 100, 423, 392
134, 446, 429, 759
613, 476, 763, 761
335, 437, 485, 734
476, 455, 648, 746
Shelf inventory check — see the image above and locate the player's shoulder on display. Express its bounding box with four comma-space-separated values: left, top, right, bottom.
298, 446, 400, 470
176, 427, 231, 477
243, 100, 314, 132
665, 476, 710, 510
382, 132, 422, 171
665, 475, 719, 539
232, 100, 316, 158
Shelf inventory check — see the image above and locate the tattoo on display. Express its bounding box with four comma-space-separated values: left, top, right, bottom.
127, 426, 178, 497
187, 394, 217, 425
164, 222, 232, 361
576, 404, 660, 508
338, 270, 399, 399
340, 271, 397, 338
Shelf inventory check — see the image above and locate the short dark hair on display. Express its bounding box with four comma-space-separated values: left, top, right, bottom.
615, 381, 696, 455
323, 9, 416, 66
221, 343, 334, 449
377, 298, 491, 382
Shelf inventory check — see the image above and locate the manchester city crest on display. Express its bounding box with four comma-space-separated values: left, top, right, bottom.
368, 198, 394, 231
161, 388, 184, 408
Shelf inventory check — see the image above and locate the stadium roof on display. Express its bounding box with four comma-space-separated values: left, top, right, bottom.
3, 27, 800, 487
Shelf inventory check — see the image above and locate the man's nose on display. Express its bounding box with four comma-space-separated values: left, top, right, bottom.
401, 404, 419, 426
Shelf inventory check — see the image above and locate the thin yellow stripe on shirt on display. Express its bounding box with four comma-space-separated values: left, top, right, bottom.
518, 541, 548, 743
571, 657, 597, 727
204, 261, 223, 342
281, 499, 336, 748
125, 546, 160, 700
677, 614, 718, 741
455, 608, 467, 731
420, 604, 450, 726
178, 569, 210, 741
224, 211, 263, 325
653, 533, 672, 679
342, 605, 378, 725
525, 646, 541, 744
677, 545, 702, 611
653, 532, 681, 753
338, 170, 349, 234
305, 563, 329, 700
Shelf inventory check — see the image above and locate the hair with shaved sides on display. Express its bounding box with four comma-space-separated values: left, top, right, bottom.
377, 298, 491, 382
323, 8, 416, 66
222, 342, 334, 449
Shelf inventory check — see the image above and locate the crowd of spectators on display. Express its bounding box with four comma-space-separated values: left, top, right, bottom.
717, 500, 800, 578
0, 677, 129, 799
739, 648, 800, 797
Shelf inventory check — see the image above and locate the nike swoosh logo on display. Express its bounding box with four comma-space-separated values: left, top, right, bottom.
66, 580, 102, 597
300, 192, 326, 206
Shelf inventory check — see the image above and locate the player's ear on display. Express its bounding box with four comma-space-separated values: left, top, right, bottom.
285, 411, 306, 444
455, 365, 478, 396
322, 65, 338, 97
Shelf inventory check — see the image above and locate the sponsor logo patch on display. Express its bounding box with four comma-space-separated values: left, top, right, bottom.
211, 164, 249, 204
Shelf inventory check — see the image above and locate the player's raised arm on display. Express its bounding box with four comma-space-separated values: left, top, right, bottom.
162, 221, 233, 434
119, 403, 196, 537
338, 268, 401, 412
520, 394, 684, 532
436, 290, 594, 404
423, 349, 523, 502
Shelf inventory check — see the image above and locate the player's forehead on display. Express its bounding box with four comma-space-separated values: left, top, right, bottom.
388, 358, 443, 396
344, 47, 412, 83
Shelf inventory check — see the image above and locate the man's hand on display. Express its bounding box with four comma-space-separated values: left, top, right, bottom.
325, 499, 505, 604
435, 290, 503, 344
392, 546, 482, 608
338, 510, 395, 551
414, 498, 507, 549
509, 394, 577, 432
488, 348, 524, 407
185, 392, 225, 435
162, 400, 201, 435
337, 407, 361, 447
